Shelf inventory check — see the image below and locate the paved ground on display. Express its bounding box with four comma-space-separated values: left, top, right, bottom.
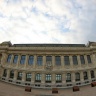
0, 81, 96, 96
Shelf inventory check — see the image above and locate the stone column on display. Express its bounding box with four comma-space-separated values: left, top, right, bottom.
33, 55, 37, 68
91, 54, 96, 66
52, 55, 55, 67
77, 55, 81, 67
17, 54, 21, 67
88, 70, 91, 80
62, 73, 66, 84
84, 55, 88, 65
0, 68, 4, 77
72, 72, 75, 83
31, 72, 35, 84
43, 55, 46, 69
22, 71, 26, 82
61, 56, 64, 68
10, 54, 14, 64
41, 73, 45, 84
80, 71, 84, 82
13, 70, 18, 81
6, 69, 10, 79
24, 55, 28, 68
69, 55, 73, 68
52, 73, 55, 84
94, 69, 96, 78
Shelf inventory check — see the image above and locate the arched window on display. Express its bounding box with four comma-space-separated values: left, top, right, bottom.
35, 73, 41, 82
10, 70, 14, 78
56, 74, 62, 83
83, 71, 88, 80
17, 72, 22, 80
66, 73, 71, 82
26, 73, 31, 81
46, 74, 51, 83
75, 72, 80, 81
90, 70, 95, 78
3, 69, 7, 77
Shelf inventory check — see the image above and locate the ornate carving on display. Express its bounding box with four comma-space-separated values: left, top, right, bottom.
45, 61, 53, 70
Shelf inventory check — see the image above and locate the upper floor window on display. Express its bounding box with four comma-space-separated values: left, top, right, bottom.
46, 74, 51, 83
10, 70, 14, 78
80, 55, 85, 64
66, 73, 71, 82
37, 56, 43, 66
56, 74, 62, 83
75, 72, 80, 81
13, 55, 18, 64
20, 55, 26, 64
73, 56, 78, 65
28, 55, 34, 65
35, 73, 41, 82
55, 56, 61, 66
87, 55, 91, 63
26, 73, 31, 81
64, 56, 70, 65
7, 54, 12, 63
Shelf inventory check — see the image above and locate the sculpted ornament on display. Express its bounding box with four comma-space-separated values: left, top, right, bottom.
45, 61, 53, 70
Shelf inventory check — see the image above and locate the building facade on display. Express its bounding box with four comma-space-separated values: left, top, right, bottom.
0, 41, 96, 88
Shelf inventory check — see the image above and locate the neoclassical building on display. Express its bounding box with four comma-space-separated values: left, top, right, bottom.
0, 41, 96, 88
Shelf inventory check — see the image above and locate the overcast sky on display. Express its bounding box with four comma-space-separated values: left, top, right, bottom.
0, 0, 96, 44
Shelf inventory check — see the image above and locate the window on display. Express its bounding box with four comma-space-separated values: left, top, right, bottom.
56, 74, 62, 83
3, 69, 7, 77
46, 74, 51, 83
20, 55, 26, 64
35, 73, 41, 82
17, 72, 22, 80
13, 55, 18, 64
55, 56, 61, 66
83, 71, 88, 80
28, 55, 34, 65
87, 55, 91, 63
26, 73, 31, 81
66, 73, 71, 82
64, 56, 70, 65
75, 73, 80, 81
7, 54, 12, 63
80, 55, 85, 64
10, 70, 14, 78
73, 56, 78, 65
37, 56, 43, 66
90, 70, 95, 78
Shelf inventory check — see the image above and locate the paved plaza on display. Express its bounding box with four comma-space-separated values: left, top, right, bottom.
0, 81, 96, 96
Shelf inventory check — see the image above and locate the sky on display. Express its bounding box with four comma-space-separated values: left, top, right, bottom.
0, 0, 96, 44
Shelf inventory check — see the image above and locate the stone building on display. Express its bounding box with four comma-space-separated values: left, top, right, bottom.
0, 41, 96, 88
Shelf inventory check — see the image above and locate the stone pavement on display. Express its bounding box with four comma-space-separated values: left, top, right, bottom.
0, 81, 96, 96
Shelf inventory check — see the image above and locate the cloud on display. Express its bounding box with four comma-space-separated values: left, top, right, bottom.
0, 0, 96, 44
